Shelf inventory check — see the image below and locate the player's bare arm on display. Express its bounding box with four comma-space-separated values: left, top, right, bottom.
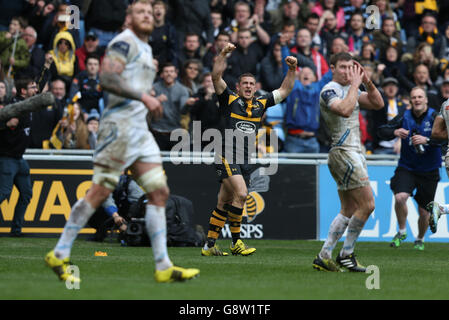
329, 65, 362, 118
353, 61, 384, 110
100, 56, 162, 119
277, 56, 297, 101
431, 115, 448, 140
212, 43, 235, 95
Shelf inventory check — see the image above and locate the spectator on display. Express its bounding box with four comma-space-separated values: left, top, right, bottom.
373, 16, 403, 62
50, 77, 67, 103
402, 42, 442, 83
190, 72, 223, 139
27, 0, 55, 38
312, 0, 345, 31
20, 25, 45, 79
342, 0, 367, 22
86, 109, 100, 149
223, 28, 265, 90
209, 0, 235, 26
370, 77, 407, 154
0, 80, 7, 104
259, 41, 284, 92
270, 19, 297, 51
84, 0, 127, 48
347, 10, 372, 56
30, 75, 64, 148
0, 0, 28, 31
226, 1, 271, 46
168, 0, 215, 48
406, 11, 446, 59
281, 42, 332, 153
290, 28, 329, 80
149, 0, 178, 67
327, 36, 349, 61
69, 54, 103, 115
202, 31, 231, 73
359, 42, 377, 66
53, 101, 90, 149
180, 59, 203, 96
149, 63, 195, 150
0, 77, 34, 236
48, 31, 79, 90
380, 45, 407, 81
178, 33, 202, 70
305, 13, 322, 51
209, 10, 226, 40
40, 3, 81, 51
0, 16, 30, 77
75, 30, 104, 72
318, 10, 347, 59
269, 0, 309, 34
442, 22, 449, 61
437, 79, 449, 106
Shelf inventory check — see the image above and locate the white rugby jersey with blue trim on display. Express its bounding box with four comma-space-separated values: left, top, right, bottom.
319, 81, 362, 151
102, 28, 157, 129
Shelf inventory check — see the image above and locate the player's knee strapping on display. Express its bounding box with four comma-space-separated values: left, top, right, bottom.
92, 166, 121, 190
136, 166, 167, 194
207, 208, 228, 241
225, 204, 243, 243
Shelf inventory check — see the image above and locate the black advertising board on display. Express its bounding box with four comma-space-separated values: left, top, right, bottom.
0, 159, 317, 240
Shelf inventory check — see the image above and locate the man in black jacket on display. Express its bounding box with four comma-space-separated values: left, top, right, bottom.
0, 78, 35, 236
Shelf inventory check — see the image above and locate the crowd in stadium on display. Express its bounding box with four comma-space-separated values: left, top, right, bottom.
0, 0, 448, 154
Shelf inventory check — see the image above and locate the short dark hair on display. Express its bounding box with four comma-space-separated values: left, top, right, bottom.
215, 31, 230, 41
350, 9, 364, 20
330, 52, 353, 67
160, 62, 176, 72
238, 72, 256, 83
85, 53, 100, 66
15, 77, 34, 94
306, 13, 320, 22
11, 16, 28, 29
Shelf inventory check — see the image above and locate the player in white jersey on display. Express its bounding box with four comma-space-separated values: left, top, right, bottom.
313, 52, 384, 272
45, 0, 199, 283
426, 98, 449, 233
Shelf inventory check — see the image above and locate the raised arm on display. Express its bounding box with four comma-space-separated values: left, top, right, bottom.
277, 56, 298, 101
211, 42, 235, 96
354, 61, 384, 111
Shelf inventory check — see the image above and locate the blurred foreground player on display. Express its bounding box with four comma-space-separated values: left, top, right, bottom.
313, 53, 384, 272
45, 0, 199, 283
427, 98, 449, 233
201, 42, 297, 256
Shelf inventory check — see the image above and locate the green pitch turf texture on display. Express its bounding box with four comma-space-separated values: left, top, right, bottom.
1, 237, 448, 300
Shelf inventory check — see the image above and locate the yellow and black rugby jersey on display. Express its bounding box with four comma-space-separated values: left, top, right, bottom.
216, 87, 275, 162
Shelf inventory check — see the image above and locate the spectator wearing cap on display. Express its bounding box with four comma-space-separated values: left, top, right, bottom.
69, 53, 103, 116
76, 30, 104, 72
369, 77, 407, 155
86, 109, 100, 149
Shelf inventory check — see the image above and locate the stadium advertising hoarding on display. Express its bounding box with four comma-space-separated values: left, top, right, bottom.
319, 164, 449, 242
0, 159, 317, 240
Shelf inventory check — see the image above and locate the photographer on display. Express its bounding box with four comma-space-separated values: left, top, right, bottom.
378, 87, 442, 251
87, 173, 144, 242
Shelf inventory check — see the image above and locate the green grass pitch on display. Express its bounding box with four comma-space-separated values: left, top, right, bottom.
1, 237, 448, 300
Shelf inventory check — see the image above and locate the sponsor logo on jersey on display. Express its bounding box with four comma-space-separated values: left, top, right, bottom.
236, 121, 256, 134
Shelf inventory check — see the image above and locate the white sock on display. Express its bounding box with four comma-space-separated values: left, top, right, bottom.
340, 216, 365, 257
145, 204, 173, 271
54, 198, 95, 259
399, 228, 407, 235
319, 213, 350, 260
